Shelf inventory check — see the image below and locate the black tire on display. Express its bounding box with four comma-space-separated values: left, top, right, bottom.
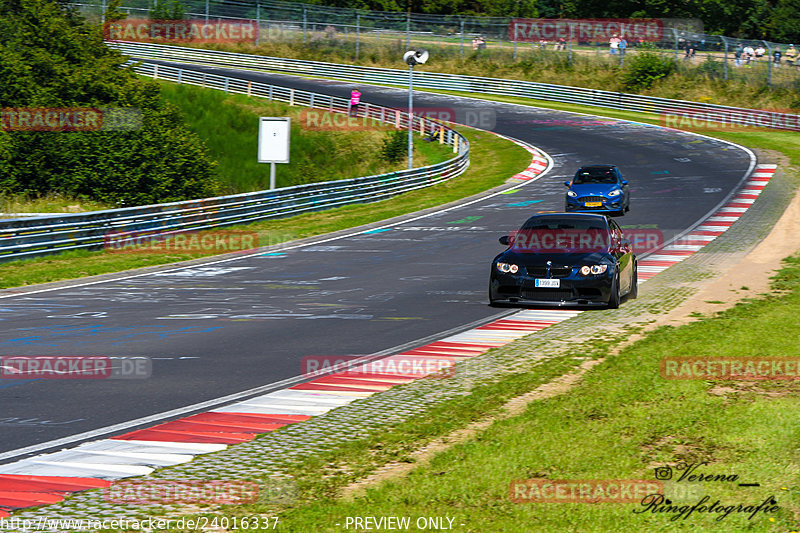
607, 273, 621, 309
489, 287, 501, 307
629, 263, 638, 299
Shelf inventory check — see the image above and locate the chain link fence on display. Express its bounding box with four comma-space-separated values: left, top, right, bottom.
72, 0, 800, 90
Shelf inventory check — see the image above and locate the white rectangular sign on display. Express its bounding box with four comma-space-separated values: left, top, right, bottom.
258, 117, 291, 163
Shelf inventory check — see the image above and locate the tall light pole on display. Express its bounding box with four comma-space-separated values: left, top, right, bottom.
403, 48, 428, 170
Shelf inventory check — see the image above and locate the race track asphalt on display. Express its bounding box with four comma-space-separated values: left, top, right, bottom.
0, 63, 753, 459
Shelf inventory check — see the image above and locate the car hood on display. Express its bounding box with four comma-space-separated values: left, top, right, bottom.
569, 183, 619, 196
494, 250, 612, 265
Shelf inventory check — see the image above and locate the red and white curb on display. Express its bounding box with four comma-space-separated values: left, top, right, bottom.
0, 163, 777, 519
637, 163, 777, 281
494, 135, 549, 182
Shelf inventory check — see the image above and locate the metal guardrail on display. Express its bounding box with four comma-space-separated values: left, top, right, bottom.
109, 42, 800, 133
73, 0, 800, 88
0, 63, 469, 263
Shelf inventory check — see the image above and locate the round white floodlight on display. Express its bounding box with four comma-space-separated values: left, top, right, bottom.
403, 49, 429, 66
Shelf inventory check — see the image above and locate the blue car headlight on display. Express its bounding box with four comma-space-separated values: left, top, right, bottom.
567, 191, 578, 198
607, 189, 622, 197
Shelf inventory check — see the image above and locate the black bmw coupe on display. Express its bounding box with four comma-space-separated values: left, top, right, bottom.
489, 213, 638, 308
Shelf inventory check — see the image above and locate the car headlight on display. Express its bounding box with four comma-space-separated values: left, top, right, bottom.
607, 189, 622, 197
496, 262, 519, 273
566, 191, 578, 198
579, 265, 608, 276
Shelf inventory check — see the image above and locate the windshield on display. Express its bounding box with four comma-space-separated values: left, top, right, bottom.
520, 218, 607, 232
573, 168, 618, 185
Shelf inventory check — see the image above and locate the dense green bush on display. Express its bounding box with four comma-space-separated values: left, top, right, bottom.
620, 51, 676, 91
0, 0, 218, 206
380, 129, 407, 163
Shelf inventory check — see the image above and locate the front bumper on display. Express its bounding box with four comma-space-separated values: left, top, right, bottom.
490, 271, 614, 306
565, 196, 623, 213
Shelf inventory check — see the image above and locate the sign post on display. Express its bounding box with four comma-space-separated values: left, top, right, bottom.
258, 117, 291, 190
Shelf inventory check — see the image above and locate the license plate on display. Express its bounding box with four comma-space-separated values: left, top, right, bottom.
535, 279, 560, 288
584, 201, 603, 207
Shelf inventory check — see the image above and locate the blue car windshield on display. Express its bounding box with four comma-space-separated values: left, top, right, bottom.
573, 169, 617, 185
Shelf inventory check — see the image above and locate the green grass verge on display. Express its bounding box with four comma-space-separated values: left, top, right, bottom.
157, 82, 453, 194
268, 255, 800, 532
0, 127, 530, 289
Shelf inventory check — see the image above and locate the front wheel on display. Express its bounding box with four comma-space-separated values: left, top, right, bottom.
489, 287, 502, 307
607, 273, 621, 309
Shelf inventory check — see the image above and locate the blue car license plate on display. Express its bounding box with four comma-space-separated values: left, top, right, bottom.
535, 279, 560, 288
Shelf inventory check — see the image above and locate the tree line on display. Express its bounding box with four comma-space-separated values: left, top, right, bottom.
297, 0, 800, 43
0, 0, 218, 207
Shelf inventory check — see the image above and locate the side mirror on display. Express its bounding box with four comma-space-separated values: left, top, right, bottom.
563, 181, 571, 187
621, 180, 628, 186
499, 235, 510, 246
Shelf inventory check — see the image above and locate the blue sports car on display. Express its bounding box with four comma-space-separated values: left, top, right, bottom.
564, 165, 630, 216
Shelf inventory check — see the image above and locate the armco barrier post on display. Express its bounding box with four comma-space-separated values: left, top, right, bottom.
764, 40, 772, 86
672, 28, 679, 63
460, 18, 464, 58
255, 2, 260, 46
721, 36, 729, 80
406, 12, 410, 49
355, 13, 360, 60
568, 23, 573, 64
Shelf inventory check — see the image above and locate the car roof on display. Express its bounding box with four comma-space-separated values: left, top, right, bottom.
577, 164, 617, 170
521, 213, 610, 225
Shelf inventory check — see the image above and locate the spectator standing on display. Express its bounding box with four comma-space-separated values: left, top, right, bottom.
684, 41, 695, 59
743, 44, 755, 64
609, 34, 620, 54
734, 43, 744, 66
348, 88, 361, 117
755, 45, 765, 59
785, 44, 798, 66
773, 47, 782, 66
619, 38, 628, 57
557, 37, 566, 51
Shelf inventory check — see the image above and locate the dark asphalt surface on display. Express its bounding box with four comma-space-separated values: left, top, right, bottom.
0, 63, 754, 459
